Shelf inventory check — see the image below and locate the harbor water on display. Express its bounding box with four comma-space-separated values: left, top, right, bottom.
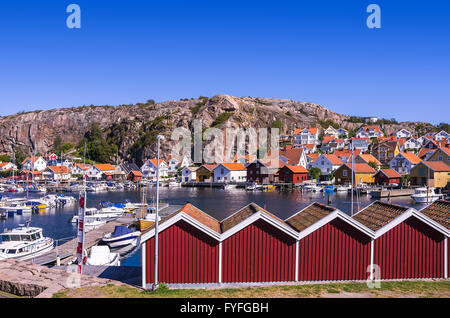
0, 187, 429, 267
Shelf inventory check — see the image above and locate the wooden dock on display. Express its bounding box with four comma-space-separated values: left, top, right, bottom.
28, 216, 137, 266
28, 204, 183, 266
370, 189, 415, 198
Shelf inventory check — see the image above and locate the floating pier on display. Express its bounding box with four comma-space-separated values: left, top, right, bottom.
370, 189, 415, 198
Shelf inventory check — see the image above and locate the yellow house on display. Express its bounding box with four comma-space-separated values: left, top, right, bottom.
428, 147, 450, 165
410, 161, 450, 188
334, 163, 376, 186
196, 164, 217, 182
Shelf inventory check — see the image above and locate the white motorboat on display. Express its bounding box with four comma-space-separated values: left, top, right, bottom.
411, 187, 444, 204
0, 201, 33, 214
102, 225, 141, 248
303, 184, 322, 192
86, 245, 120, 266
0, 223, 54, 261
336, 184, 352, 192
97, 206, 126, 216
167, 181, 180, 187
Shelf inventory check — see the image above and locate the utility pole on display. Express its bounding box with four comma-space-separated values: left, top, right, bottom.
153, 135, 165, 290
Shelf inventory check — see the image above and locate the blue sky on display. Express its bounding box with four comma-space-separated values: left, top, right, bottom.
0, 0, 449, 124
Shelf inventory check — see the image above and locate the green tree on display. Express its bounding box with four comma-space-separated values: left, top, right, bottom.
308, 167, 322, 180
368, 161, 379, 170
0, 154, 11, 162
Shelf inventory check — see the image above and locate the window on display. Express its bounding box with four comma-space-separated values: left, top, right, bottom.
221, 168, 224, 174
343, 170, 348, 177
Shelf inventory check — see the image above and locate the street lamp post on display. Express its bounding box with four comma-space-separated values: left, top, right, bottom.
153, 135, 164, 290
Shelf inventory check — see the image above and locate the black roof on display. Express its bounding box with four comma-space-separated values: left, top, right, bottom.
120, 163, 141, 174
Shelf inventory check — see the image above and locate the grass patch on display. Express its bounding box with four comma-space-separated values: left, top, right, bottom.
211, 112, 234, 127
53, 280, 450, 298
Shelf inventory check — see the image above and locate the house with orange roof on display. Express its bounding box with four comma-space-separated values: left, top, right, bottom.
86, 163, 116, 180
277, 165, 308, 184
356, 125, 384, 138
333, 149, 361, 163
141, 159, 168, 179
21, 156, 47, 172
417, 147, 436, 161
373, 169, 402, 186
428, 147, 450, 164
0, 162, 16, 171
279, 147, 308, 167
410, 161, 450, 188
293, 127, 320, 146
246, 159, 286, 184
46, 165, 72, 181
213, 163, 247, 183
334, 163, 376, 186
389, 152, 422, 175
355, 153, 381, 170
71, 163, 92, 175
321, 137, 345, 152
196, 164, 217, 182
310, 154, 343, 179
233, 154, 257, 165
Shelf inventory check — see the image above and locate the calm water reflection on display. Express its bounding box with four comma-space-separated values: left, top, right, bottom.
0, 187, 427, 267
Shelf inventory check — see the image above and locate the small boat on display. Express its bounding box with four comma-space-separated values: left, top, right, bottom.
0, 201, 33, 214
85, 245, 120, 266
0, 222, 54, 261
102, 225, 141, 248
323, 185, 335, 193
303, 184, 322, 192
410, 187, 444, 204
336, 184, 351, 192
167, 181, 180, 187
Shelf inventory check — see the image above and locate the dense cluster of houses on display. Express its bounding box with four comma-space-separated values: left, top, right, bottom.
0, 125, 449, 188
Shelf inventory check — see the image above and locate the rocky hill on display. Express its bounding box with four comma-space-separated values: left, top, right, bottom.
0, 95, 438, 165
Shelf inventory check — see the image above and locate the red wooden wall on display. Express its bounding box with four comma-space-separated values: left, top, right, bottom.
221, 219, 296, 283
145, 220, 219, 284
298, 218, 372, 281
374, 216, 445, 279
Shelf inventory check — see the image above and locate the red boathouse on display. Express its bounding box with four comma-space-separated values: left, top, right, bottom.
353, 201, 448, 279
286, 202, 373, 281
220, 203, 298, 283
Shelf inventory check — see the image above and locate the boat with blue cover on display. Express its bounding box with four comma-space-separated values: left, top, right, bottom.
101, 225, 141, 248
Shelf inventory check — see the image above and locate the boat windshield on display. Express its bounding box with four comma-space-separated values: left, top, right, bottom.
1, 233, 38, 242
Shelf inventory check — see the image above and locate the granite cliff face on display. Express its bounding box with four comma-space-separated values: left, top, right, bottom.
0, 95, 435, 165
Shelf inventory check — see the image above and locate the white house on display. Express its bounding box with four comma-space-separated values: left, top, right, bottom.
0, 162, 16, 171
348, 138, 370, 152
356, 126, 384, 138
389, 152, 422, 175
181, 167, 198, 182
293, 128, 320, 145
86, 164, 115, 180
21, 156, 47, 172
46, 166, 72, 181
141, 159, 169, 178
71, 163, 92, 176
395, 129, 413, 139
168, 155, 194, 174
310, 154, 343, 177
279, 148, 308, 168
434, 130, 450, 141
213, 163, 247, 183
336, 128, 348, 137
404, 137, 422, 151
